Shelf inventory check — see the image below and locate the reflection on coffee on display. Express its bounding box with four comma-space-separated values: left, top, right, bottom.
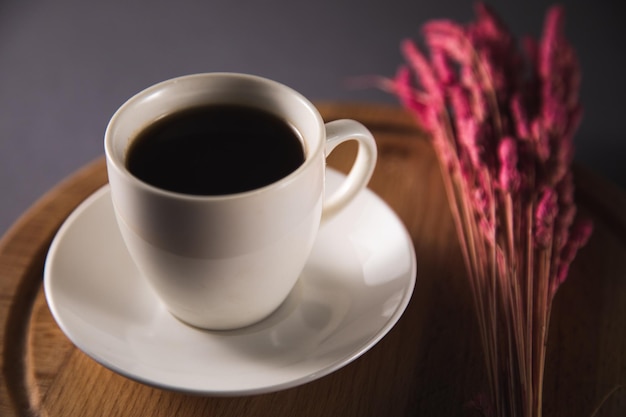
126, 104, 305, 195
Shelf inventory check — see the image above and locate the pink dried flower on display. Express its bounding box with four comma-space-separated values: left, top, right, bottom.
457, 118, 482, 164
449, 85, 472, 119
391, 68, 424, 120
536, 5, 582, 187
461, 71, 489, 122
392, 66, 427, 120
431, 49, 457, 86
468, 2, 523, 96
510, 95, 531, 139
473, 2, 509, 41
530, 118, 551, 163
390, 66, 456, 170
450, 86, 489, 169
473, 187, 491, 215
423, 19, 466, 40
497, 137, 520, 192
384, 3, 592, 416
535, 188, 558, 247
423, 20, 470, 65
539, 6, 567, 81
552, 173, 577, 248
554, 217, 593, 290
401, 39, 444, 108
554, 204, 576, 251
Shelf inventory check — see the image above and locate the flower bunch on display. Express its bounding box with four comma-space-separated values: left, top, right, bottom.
387, 3, 592, 416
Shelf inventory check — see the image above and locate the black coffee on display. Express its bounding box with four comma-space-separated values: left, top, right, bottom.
126, 104, 305, 195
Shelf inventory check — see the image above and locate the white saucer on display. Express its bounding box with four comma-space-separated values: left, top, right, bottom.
43, 169, 416, 395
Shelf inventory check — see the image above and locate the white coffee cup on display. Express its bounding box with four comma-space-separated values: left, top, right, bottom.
104, 73, 377, 330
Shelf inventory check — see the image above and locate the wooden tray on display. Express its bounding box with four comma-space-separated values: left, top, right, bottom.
1, 103, 625, 416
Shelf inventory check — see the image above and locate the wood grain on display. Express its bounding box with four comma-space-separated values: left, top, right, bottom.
1, 103, 625, 416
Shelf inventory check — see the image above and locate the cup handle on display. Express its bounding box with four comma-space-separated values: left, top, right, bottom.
322, 119, 377, 220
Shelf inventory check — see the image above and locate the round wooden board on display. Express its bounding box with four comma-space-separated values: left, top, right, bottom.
1, 103, 625, 416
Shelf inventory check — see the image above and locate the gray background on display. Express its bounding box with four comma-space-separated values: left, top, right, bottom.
1, 0, 624, 236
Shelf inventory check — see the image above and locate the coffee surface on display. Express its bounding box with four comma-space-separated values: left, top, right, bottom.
126, 104, 305, 195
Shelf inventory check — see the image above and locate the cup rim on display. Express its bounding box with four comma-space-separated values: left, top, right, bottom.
104, 72, 325, 201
